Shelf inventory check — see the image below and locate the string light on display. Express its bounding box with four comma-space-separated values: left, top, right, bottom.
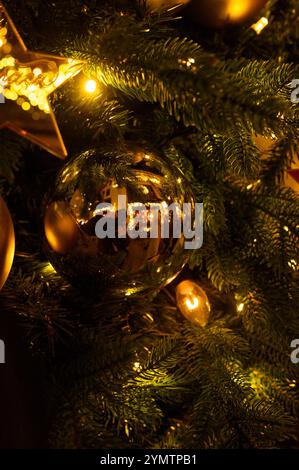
287, 378, 297, 388
84, 79, 97, 94
133, 361, 142, 372
251, 17, 268, 34
237, 302, 244, 312
288, 259, 297, 270
186, 296, 199, 311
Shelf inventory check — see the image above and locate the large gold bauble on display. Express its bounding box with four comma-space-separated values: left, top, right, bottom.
44, 148, 195, 297
0, 196, 15, 290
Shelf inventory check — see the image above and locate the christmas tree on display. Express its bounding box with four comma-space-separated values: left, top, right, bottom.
0, 0, 299, 450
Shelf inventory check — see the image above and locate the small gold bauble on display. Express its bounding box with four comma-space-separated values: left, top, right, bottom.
0, 196, 15, 289
176, 280, 210, 326
186, 0, 268, 29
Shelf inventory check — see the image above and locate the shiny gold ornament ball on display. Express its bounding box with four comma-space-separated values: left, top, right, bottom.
44, 148, 195, 297
0, 196, 15, 290
176, 280, 210, 326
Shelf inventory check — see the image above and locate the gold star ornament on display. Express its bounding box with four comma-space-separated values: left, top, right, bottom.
0, 3, 84, 158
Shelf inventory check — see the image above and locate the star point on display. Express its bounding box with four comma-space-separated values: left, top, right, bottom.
0, 2, 84, 158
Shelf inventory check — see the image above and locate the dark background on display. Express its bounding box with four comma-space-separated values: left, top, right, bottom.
0, 312, 47, 448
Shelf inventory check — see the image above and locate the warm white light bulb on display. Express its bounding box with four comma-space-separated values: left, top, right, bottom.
85, 79, 97, 93
251, 17, 268, 35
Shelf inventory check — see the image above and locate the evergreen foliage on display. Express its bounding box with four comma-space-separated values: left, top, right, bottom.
0, 0, 299, 448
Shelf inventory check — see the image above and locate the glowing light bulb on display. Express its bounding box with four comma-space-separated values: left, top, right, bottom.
33, 67, 42, 76
176, 280, 210, 327
185, 296, 199, 311
288, 259, 297, 270
85, 79, 97, 93
251, 17, 268, 34
237, 303, 244, 312
21, 102, 30, 111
